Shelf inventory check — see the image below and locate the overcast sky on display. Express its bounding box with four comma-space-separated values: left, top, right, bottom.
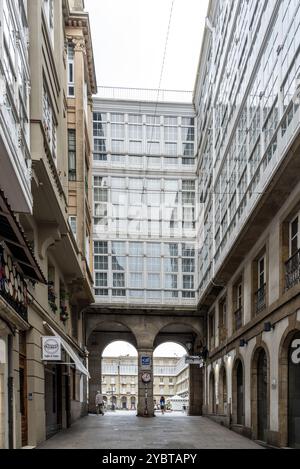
102, 341, 186, 357
85, 0, 209, 93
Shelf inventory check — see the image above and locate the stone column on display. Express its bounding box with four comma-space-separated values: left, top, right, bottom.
188, 364, 204, 415
137, 349, 154, 417
88, 349, 101, 413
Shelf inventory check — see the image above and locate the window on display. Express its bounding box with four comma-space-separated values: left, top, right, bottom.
129, 273, 143, 289
95, 272, 108, 287
68, 130, 76, 180
129, 242, 143, 256
147, 257, 161, 272
219, 298, 227, 342
113, 273, 125, 288
182, 258, 195, 272
209, 311, 215, 349
183, 275, 194, 289
290, 216, 299, 256
233, 280, 243, 331
258, 256, 265, 289
69, 216, 77, 240
43, 0, 54, 44
42, 84, 57, 160
94, 241, 109, 296
148, 273, 160, 289
93, 113, 107, 161
147, 243, 161, 257
165, 274, 177, 289
67, 43, 75, 96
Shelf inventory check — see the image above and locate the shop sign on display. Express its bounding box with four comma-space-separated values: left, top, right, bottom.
42, 336, 61, 361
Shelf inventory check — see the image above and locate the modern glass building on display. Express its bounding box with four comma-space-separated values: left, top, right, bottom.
92, 93, 198, 306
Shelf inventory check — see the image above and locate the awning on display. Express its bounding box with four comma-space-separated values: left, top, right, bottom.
44, 322, 90, 377
0, 191, 46, 283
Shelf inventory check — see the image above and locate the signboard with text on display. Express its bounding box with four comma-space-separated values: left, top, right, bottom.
185, 355, 203, 365
141, 355, 151, 369
42, 336, 61, 361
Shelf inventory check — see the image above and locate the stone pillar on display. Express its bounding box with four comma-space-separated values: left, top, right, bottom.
188, 364, 204, 415
137, 349, 154, 417
88, 349, 101, 413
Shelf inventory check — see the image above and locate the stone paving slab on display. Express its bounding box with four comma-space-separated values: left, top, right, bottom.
38, 411, 262, 449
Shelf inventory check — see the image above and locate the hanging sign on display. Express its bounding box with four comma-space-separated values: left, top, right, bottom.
185, 355, 203, 365
42, 336, 61, 361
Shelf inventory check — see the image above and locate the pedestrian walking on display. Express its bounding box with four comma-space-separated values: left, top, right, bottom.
95, 390, 104, 416
160, 396, 165, 414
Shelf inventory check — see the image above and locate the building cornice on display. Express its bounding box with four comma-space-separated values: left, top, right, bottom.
65, 13, 97, 94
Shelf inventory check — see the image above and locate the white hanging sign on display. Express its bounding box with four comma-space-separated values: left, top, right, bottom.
42, 336, 61, 361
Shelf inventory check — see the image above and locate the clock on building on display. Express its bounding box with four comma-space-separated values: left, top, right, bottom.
141, 372, 151, 383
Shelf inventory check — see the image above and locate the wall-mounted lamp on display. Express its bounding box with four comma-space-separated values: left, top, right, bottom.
186, 342, 193, 352
264, 322, 275, 332
239, 339, 248, 347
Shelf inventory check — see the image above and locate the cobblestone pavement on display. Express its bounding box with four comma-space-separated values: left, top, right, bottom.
38, 411, 262, 449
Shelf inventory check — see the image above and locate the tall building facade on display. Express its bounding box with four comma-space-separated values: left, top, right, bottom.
0, 0, 96, 448
195, 0, 300, 448
92, 93, 197, 306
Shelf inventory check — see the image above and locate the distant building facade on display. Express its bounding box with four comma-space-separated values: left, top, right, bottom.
101, 355, 189, 410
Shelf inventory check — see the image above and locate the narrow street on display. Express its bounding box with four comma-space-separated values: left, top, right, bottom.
38, 412, 262, 449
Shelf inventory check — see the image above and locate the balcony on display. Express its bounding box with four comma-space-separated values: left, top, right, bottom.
285, 249, 300, 290
254, 283, 266, 314
234, 307, 243, 332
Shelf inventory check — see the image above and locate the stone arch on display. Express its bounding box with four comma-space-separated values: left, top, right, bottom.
250, 342, 270, 441
87, 318, 138, 349
278, 321, 300, 447
218, 364, 227, 415
232, 354, 245, 426
153, 321, 203, 353
87, 320, 138, 413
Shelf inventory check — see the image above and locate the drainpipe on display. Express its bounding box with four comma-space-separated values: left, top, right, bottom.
7, 334, 14, 449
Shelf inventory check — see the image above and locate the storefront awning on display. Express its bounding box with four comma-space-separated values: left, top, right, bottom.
0, 191, 46, 283
43, 322, 90, 377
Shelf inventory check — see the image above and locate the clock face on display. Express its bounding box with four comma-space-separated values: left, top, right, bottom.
141, 372, 151, 383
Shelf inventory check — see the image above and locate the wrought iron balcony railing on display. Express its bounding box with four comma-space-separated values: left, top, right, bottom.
254, 283, 266, 314
285, 249, 300, 290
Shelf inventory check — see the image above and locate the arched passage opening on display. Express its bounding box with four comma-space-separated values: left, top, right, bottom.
251, 346, 269, 442
218, 365, 227, 415
209, 369, 216, 414
101, 341, 138, 411
232, 358, 244, 426
153, 322, 204, 416
87, 320, 138, 413
153, 342, 188, 414
279, 328, 300, 448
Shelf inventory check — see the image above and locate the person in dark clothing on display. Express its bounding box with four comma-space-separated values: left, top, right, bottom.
160, 396, 165, 414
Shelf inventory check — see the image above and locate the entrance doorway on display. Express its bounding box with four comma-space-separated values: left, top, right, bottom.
288, 331, 300, 448
235, 360, 244, 425
121, 396, 127, 409
19, 332, 27, 447
19, 355, 27, 446
45, 365, 62, 438
257, 349, 268, 441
